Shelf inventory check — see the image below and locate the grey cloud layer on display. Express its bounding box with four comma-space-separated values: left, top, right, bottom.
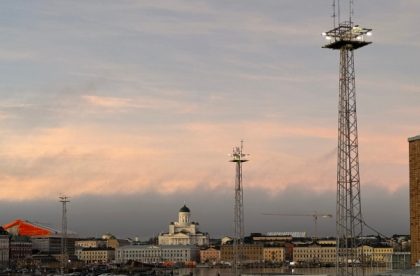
0, 185, 408, 239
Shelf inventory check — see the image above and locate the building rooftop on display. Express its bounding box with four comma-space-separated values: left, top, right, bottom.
81, 247, 115, 251
266, 232, 306, 238
408, 135, 420, 142
119, 244, 199, 250
3, 219, 78, 238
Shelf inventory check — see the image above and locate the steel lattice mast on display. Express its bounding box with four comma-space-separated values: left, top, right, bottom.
322, 4, 372, 276
59, 195, 70, 275
230, 141, 248, 276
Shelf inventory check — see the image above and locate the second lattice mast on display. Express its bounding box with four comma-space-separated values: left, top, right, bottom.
322, 3, 372, 276
230, 141, 248, 276
59, 195, 70, 275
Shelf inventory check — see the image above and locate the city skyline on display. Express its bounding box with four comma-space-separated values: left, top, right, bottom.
0, 1, 418, 238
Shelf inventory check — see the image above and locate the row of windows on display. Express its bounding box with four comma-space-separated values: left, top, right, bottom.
119, 251, 190, 255
295, 249, 335, 252
121, 254, 188, 258
121, 251, 188, 254
81, 253, 109, 256
295, 255, 335, 258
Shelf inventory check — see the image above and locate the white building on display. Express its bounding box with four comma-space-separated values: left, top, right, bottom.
115, 245, 199, 264
158, 204, 209, 246
76, 247, 115, 264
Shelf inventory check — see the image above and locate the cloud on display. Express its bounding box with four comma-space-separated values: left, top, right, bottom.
0, 49, 38, 61
83, 95, 134, 108
0, 1, 415, 214
0, 116, 409, 201
0, 185, 409, 239
82, 94, 197, 115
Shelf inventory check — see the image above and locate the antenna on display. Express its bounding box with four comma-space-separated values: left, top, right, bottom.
59, 195, 70, 275
322, 1, 373, 276
333, 0, 357, 27
229, 141, 249, 276
337, 0, 341, 26
349, 0, 354, 24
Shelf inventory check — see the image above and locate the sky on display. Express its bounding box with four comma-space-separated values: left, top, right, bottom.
0, 1, 418, 239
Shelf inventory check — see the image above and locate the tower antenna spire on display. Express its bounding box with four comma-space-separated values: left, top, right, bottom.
337, 0, 341, 26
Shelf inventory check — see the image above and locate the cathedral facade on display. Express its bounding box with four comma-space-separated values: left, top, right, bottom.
158, 204, 209, 246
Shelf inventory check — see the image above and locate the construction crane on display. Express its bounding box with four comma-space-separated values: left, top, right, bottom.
262, 212, 333, 239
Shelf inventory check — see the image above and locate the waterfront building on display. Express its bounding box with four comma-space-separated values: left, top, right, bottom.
158, 204, 209, 246
2, 219, 76, 237
391, 252, 411, 270
76, 247, 115, 264
75, 239, 106, 249
220, 244, 263, 263
117, 245, 160, 263
0, 227, 9, 268
317, 239, 336, 246
76, 234, 129, 250
9, 235, 32, 267
409, 135, 420, 266
152, 245, 199, 264
116, 244, 200, 264
251, 233, 293, 244
266, 232, 306, 238
292, 243, 392, 266
357, 245, 393, 264
32, 236, 76, 255
3, 219, 77, 256
293, 244, 336, 265
103, 234, 130, 249
374, 246, 393, 263
263, 247, 285, 263
200, 247, 221, 263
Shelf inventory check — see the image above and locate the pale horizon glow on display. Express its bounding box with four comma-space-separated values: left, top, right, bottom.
0, 0, 418, 237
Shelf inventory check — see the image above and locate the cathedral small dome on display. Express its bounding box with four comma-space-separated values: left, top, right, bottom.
179, 204, 190, 212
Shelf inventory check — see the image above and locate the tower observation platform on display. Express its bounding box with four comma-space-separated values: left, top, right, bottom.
323, 22, 372, 50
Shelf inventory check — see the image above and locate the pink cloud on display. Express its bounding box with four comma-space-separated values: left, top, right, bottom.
83, 95, 134, 108
0, 119, 410, 201
82, 94, 197, 114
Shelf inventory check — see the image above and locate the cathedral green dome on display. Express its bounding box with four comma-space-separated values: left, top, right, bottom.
179, 204, 190, 212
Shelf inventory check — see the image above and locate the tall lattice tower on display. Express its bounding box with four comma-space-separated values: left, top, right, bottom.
322, 1, 372, 276
230, 141, 248, 276
59, 195, 70, 275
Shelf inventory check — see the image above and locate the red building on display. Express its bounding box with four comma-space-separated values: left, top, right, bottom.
3, 220, 60, 237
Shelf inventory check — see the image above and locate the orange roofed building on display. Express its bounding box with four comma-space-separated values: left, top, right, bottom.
3, 219, 61, 237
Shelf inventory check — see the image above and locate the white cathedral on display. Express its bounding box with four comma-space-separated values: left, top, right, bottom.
158, 204, 209, 246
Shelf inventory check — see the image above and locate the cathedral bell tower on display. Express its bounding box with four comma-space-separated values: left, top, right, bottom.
178, 204, 191, 225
